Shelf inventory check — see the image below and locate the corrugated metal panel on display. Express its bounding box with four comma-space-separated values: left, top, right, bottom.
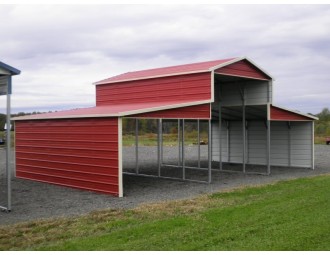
131, 103, 210, 119
215, 59, 270, 80
271, 106, 314, 121
270, 121, 312, 168
290, 122, 312, 167
219, 81, 270, 107
247, 121, 267, 165
95, 58, 235, 85
96, 72, 212, 107
15, 118, 120, 196
211, 121, 228, 161
228, 121, 243, 163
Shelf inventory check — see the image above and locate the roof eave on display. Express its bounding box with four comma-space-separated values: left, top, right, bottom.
0, 61, 21, 76
271, 104, 318, 120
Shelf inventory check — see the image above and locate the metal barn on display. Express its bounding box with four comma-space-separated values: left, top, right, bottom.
13, 57, 317, 197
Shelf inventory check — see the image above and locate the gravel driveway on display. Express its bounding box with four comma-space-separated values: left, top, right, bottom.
1, 145, 329, 226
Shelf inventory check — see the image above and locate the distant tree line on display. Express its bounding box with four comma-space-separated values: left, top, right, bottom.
0, 111, 49, 130
315, 107, 330, 136
1, 108, 329, 137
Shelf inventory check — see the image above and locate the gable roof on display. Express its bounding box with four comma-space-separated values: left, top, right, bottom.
0, 61, 21, 76
94, 57, 273, 85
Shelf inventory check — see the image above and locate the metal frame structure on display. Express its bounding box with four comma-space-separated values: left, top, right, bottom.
124, 118, 212, 184
0, 62, 20, 212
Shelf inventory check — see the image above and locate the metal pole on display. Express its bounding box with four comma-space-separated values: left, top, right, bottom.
178, 119, 181, 166
267, 120, 271, 175
311, 122, 315, 170
242, 87, 246, 173
288, 121, 291, 167
219, 104, 222, 171
208, 119, 212, 183
182, 119, 185, 180
6, 77, 12, 211
160, 119, 163, 165
197, 119, 200, 168
242, 102, 246, 174
157, 119, 161, 177
135, 119, 139, 174
227, 121, 230, 162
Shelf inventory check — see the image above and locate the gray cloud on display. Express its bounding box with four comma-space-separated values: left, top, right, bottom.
0, 4, 329, 114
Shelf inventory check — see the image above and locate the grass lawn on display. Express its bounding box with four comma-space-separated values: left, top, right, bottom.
1, 175, 329, 251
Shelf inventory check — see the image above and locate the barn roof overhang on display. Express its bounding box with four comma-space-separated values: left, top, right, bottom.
0, 61, 21, 76
270, 105, 318, 121
12, 100, 211, 121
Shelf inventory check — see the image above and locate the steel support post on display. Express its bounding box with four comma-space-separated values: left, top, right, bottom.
182, 119, 185, 180
288, 121, 291, 167
157, 119, 161, 177
227, 121, 230, 162
219, 103, 222, 171
242, 103, 246, 173
135, 119, 139, 174
178, 119, 181, 166
1, 78, 12, 212
160, 119, 163, 165
208, 119, 212, 183
311, 122, 315, 170
197, 119, 200, 168
267, 120, 271, 175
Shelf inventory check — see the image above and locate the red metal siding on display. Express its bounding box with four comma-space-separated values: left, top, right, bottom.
271, 106, 312, 121
215, 59, 270, 80
15, 118, 120, 196
96, 72, 211, 107
131, 103, 211, 119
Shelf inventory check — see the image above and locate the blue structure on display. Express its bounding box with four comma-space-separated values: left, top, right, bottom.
0, 61, 21, 212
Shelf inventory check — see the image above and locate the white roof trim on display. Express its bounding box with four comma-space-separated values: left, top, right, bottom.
271, 104, 318, 120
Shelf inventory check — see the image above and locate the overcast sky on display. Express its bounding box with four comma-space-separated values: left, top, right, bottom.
0, 4, 329, 114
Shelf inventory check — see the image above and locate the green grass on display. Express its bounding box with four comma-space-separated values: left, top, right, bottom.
1, 174, 329, 251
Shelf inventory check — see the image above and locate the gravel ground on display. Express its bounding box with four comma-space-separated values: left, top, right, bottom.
1, 145, 329, 226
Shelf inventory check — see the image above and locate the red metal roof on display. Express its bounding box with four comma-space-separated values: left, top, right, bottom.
95, 58, 237, 85
13, 100, 211, 120
270, 105, 317, 121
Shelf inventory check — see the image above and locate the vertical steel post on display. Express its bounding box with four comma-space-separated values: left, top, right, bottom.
6, 77, 12, 211
178, 119, 181, 166
267, 120, 271, 175
135, 119, 139, 174
160, 119, 163, 165
242, 102, 246, 174
288, 121, 291, 167
197, 119, 200, 168
157, 119, 161, 177
311, 122, 315, 170
208, 119, 212, 183
227, 121, 230, 162
219, 104, 222, 171
182, 119, 185, 180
